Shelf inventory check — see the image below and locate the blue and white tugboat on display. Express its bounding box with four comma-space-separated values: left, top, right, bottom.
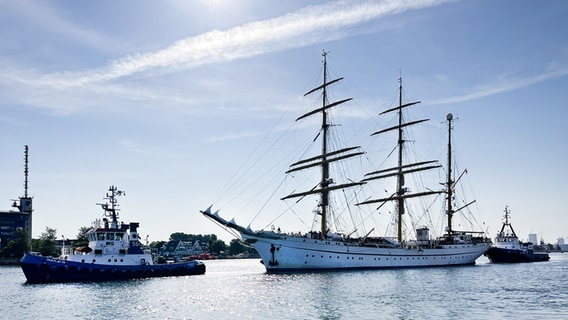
484, 206, 550, 263
20, 186, 206, 283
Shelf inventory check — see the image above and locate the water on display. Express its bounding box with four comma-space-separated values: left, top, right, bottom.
2, 254, 567, 319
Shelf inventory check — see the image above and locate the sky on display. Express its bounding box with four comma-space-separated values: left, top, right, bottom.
1, 0, 567, 246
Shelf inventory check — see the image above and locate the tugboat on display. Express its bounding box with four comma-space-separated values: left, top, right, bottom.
20, 186, 206, 283
485, 206, 550, 263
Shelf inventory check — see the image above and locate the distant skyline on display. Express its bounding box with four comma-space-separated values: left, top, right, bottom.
1, 0, 567, 245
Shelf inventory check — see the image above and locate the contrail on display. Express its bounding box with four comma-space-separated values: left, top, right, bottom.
34, 0, 452, 88
427, 67, 568, 105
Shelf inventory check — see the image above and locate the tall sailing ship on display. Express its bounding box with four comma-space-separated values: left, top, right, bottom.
202, 52, 490, 271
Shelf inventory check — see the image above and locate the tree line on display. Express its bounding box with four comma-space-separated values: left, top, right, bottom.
0, 226, 248, 259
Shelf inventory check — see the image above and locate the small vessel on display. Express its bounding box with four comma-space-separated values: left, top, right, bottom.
202, 52, 490, 272
20, 186, 205, 283
484, 206, 550, 263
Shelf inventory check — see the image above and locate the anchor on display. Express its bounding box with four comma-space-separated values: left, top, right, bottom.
268, 244, 279, 266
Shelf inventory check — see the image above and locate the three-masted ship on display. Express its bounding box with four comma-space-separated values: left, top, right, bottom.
202, 52, 490, 271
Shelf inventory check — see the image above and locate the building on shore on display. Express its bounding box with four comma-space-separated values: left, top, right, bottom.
557, 237, 568, 252
160, 239, 206, 257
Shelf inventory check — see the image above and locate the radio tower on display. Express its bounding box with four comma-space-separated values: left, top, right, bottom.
24, 145, 29, 198
9, 145, 34, 243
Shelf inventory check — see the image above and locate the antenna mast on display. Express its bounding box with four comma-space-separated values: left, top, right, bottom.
24, 145, 29, 198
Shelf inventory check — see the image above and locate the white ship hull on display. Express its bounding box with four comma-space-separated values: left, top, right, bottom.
243, 233, 489, 271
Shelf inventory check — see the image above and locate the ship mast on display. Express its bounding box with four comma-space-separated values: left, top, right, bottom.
357, 78, 440, 243
320, 51, 330, 236
98, 185, 125, 229
446, 113, 454, 237
281, 51, 364, 238
395, 78, 405, 243
499, 205, 516, 237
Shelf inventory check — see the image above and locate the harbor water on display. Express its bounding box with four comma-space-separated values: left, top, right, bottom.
1, 254, 567, 319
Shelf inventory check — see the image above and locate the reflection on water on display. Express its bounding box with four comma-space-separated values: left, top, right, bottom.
2, 255, 568, 319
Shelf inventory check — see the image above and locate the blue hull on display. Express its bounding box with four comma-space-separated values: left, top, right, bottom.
484, 247, 550, 263
20, 254, 206, 284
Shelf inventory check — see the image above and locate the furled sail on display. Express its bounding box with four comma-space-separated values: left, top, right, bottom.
281, 51, 364, 237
